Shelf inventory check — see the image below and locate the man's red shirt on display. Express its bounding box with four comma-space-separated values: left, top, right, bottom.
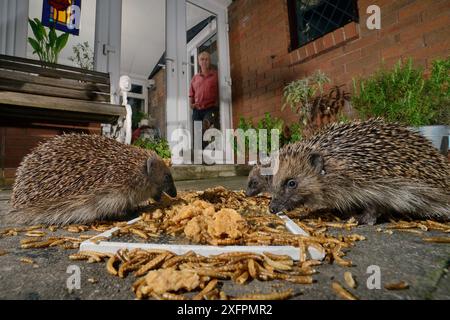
189, 70, 218, 110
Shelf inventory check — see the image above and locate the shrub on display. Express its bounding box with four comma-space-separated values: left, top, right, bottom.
234, 113, 303, 159
133, 138, 171, 159
352, 57, 450, 126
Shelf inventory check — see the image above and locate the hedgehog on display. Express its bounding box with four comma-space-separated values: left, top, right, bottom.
246, 165, 272, 196
8, 134, 177, 226
269, 119, 450, 225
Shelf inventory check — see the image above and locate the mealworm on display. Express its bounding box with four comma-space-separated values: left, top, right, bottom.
332, 282, 358, 300
231, 289, 293, 300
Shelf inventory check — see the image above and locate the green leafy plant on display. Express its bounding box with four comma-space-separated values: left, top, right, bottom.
133, 138, 171, 159
234, 116, 258, 157
284, 122, 303, 143
28, 18, 70, 64
352, 58, 450, 126
234, 113, 303, 158
132, 111, 147, 130
255, 112, 285, 153
68, 42, 94, 70
282, 70, 331, 125
283, 71, 350, 136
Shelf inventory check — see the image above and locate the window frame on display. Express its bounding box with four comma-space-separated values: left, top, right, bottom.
287, 0, 359, 52
126, 79, 149, 114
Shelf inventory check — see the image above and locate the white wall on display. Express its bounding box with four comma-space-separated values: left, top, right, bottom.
120, 0, 165, 81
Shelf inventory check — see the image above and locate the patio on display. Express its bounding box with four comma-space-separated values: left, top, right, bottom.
0, 0, 448, 302
0, 178, 449, 300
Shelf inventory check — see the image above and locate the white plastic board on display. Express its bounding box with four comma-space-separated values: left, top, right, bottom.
79, 214, 325, 261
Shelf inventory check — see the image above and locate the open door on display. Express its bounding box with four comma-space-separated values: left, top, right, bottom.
166, 0, 232, 164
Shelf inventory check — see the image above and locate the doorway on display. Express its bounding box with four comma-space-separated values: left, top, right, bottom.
166, 0, 232, 164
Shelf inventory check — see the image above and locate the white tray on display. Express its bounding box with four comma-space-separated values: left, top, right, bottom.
79, 214, 325, 261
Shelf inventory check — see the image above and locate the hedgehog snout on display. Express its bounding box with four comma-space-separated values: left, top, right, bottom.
269, 200, 284, 214
246, 185, 262, 197
164, 182, 177, 198
245, 189, 256, 197
163, 175, 177, 198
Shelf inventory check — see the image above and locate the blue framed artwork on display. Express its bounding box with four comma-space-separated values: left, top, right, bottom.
41, 0, 82, 36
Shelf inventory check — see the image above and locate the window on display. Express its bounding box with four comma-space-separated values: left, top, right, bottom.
288, 0, 359, 50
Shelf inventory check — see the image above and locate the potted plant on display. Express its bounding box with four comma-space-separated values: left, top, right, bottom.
28, 18, 69, 64
352, 58, 449, 154
68, 41, 94, 70
282, 70, 350, 137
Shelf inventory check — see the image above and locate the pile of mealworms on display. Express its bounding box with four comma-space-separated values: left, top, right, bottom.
69, 249, 320, 300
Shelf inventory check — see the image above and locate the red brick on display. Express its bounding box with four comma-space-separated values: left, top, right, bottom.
381, 45, 404, 60
398, 1, 429, 21
333, 28, 345, 45
322, 33, 335, 50
343, 32, 378, 53
421, 0, 450, 21
424, 25, 450, 46
304, 42, 316, 57
330, 49, 362, 68
315, 38, 325, 53
343, 23, 358, 40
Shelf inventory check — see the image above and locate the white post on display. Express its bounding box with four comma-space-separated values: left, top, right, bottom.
94, 0, 122, 104
0, 0, 29, 57
119, 75, 132, 145
166, 0, 189, 161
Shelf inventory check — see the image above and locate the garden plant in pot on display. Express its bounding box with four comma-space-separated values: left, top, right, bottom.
352, 58, 450, 155
28, 18, 70, 65
282, 70, 351, 138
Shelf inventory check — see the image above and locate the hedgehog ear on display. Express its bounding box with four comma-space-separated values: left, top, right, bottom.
309, 153, 324, 174
146, 157, 158, 176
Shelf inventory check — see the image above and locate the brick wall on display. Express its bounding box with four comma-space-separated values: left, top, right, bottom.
148, 69, 167, 138
228, 0, 450, 127
0, 123, 101, 187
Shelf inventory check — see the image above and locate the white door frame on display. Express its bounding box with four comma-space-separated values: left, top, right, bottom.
166, 0, 189, 153
186, 17, 217, 128
94, 0, 122, 104
188, 0, 233, 137
166, 0, 233, 164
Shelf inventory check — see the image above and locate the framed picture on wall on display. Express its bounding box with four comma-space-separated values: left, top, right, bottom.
41, 0, 82, 36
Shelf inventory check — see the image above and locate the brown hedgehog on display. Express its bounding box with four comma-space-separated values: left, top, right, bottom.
269, 119, 450, 225
9, 134, 177, 226
246, 165, 272, 196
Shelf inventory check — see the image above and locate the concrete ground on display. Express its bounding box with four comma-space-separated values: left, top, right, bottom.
0, 177, 449, 300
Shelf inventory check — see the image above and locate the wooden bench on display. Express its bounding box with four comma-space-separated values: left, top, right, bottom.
0, 54, 125, 124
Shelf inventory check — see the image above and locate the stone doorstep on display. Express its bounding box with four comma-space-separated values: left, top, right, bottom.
170, 164, 252, 181
0, 165, 252, 188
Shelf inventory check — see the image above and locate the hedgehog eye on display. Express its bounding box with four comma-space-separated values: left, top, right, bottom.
286, 179, 297, 189
249, 180, 257, 188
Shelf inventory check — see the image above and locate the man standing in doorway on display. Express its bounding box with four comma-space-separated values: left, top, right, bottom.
189, 51, 219, 134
